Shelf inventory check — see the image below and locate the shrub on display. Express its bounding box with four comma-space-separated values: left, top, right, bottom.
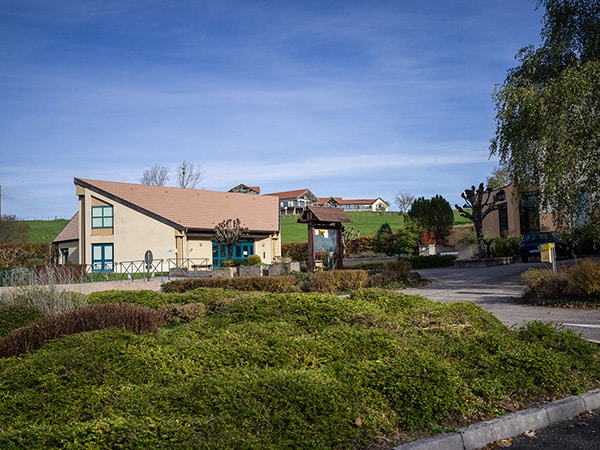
0, 284, 88, 315
246, 254, 262, 266
282, 242, 309, 262
159, 303, 206, 324
162, 276, 300, 293
303, 269, 368, 293
0, 302, 164, 358
521, 259, 600, 304
400, 254, 456, 269
493, 237, 520, 257
0, 305, 43, 338
367, 260, 413, 288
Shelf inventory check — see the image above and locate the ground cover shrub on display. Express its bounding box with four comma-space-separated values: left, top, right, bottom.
400, 254, 456, 269
493, 236, 520, 257
520, 259, 600, 305
161, 276, 300, 293
0, 305, 43, 338
0, 289, 598, 449
303, 269, 369, 293
0, 302, 164, 358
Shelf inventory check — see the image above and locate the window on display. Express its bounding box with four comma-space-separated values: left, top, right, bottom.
498, 203, 508, 236
92, 205, 113, 229
92, 243, 114, 272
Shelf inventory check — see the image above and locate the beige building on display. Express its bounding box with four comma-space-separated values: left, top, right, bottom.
54, 178, 281, 271
482, 183, 555, 238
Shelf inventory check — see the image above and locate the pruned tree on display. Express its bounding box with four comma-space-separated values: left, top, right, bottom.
213, 218, 249, 261
177, 160, 205, 189
0, 215, 29, 244
407, 195, 454, 243
140, 164, 169, 186
394, 192, 415, 215
455, 183, 502, 258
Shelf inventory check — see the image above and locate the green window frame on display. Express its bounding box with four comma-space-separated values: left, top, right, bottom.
92, 205, 113, 229
91, 243, 114, 273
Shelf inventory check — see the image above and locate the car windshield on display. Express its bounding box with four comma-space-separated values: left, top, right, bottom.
522, 232, 550, 242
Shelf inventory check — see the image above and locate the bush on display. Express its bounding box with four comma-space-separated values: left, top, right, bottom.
303, 270, 368, 293
0, 284, 88, 315
162, 276, 300, 294
0, 305, 43, 338
0, 302, 164, 358
246, 254, 262, 266
493, 237, 520, 257
400, 254, 456, 269
521, 259, 600, 304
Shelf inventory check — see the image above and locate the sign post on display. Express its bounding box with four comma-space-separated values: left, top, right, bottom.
144, 250, 153, 281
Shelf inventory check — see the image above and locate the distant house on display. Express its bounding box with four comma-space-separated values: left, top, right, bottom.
229, 184, 260, 195
264, 189, 319, 215
52, 178, 281, 270
316, 197, 389, 212
482, 183, 554, 238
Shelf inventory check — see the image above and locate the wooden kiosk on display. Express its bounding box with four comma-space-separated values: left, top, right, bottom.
298, 206, 352, 272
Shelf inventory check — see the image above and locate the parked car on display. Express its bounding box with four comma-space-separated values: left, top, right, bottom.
519, 231, 573, 262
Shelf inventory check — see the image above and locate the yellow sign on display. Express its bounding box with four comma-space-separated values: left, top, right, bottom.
540, 242, 555, 263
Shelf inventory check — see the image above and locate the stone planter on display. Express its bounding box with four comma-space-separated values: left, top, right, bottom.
212, 267, 236, 278
238, 265, 262, 277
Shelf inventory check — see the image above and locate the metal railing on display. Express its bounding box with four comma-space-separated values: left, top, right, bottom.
0, 257, 213, 286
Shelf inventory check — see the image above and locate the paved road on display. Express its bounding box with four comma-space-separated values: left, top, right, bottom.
403, 260, 600, 343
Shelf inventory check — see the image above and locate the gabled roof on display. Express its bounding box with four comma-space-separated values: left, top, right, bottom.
229, 184, 261, 195
53, 213, 79, 243
298, 206, 352, 224
317, 197, 389, 206
74, 178, 279, 233
264, 189, 318, 201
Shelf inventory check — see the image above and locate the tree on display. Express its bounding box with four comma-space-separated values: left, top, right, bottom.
140, 164, 169, 186
394, 192, 415, 215
407, 195, 454, 242
486, 164, 511, 190
0, 215, 29, 244
213, 218, 249, 261
177, 160, 205, 189
455, 183, 502, 258
490, 0, 600, 230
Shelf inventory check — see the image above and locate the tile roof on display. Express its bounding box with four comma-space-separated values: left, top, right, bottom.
75, 178, 279, 233
298, 206, 352, 224
264, 189, 316, 199
53, 213, 79, 243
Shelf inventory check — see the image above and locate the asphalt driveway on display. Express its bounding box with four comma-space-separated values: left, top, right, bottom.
403, 260, 600, 343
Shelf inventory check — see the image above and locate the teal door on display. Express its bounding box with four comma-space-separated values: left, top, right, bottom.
212, 240, 254, 268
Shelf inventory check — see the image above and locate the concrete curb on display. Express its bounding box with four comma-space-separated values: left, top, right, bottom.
394, 389, 600, 450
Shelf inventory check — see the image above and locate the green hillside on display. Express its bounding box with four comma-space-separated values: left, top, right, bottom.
24, 213, 471, 244
281, 211, 471, 242
25, 219, 69, 243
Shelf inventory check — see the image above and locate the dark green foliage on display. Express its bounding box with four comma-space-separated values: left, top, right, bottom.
493, 236, 520, 257
162, 276, 300, 294
0, 305, 43, 338
373, 223, 393, 255
0, 289, 597, 449
408, 195, 454, 242
400, 254, 456, 269
246, 254, 262, 266
0, 303, 164, 358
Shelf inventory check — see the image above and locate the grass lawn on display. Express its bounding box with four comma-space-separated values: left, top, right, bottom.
24, 212, 472, 243
281, 211, 472, 242
24, 219, 69, 243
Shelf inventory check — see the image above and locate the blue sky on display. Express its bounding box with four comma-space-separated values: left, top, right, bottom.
1, 0, 544, 219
